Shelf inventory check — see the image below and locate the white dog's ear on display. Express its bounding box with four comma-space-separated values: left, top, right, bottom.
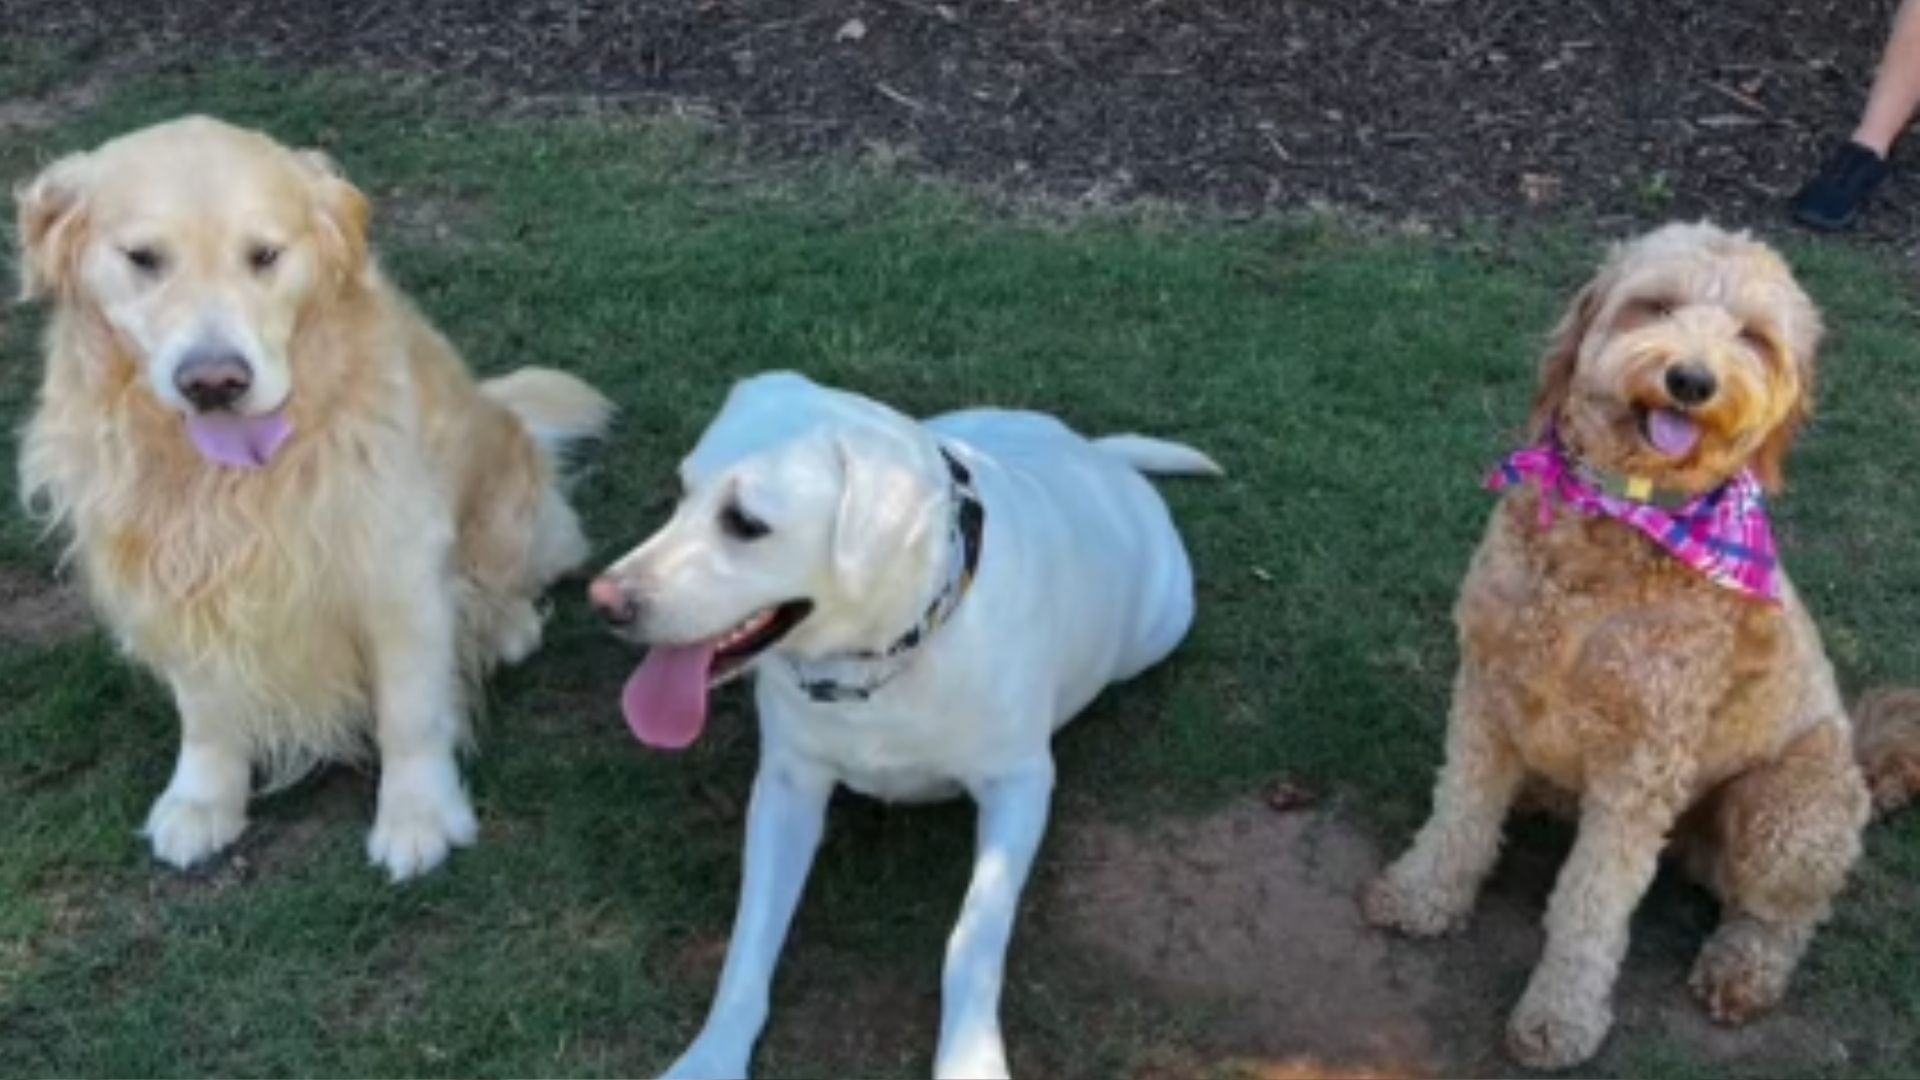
14, 152, 94, 302
297, 149, 370, 287
830, 431, 943, 600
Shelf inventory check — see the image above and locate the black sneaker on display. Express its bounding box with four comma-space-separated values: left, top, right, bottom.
1789, 141, 1890, 231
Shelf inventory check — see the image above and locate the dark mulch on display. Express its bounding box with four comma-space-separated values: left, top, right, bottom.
5, 0, 1918, 246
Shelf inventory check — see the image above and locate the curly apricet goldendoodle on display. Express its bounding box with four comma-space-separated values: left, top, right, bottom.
1362, 222, 1920, 1070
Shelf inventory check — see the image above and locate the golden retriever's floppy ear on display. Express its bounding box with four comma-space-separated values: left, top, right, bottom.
1527, 277, 1602, 439
297, 149, 370, 286
829, 430, 943, 601
14, 152, 95, 302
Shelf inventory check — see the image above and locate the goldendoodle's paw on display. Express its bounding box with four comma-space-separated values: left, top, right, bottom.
1689, 921, 1796, 1025
1506, 981, 1611, 1070
144, 791, 248, 869
1360, 870, 1471, 937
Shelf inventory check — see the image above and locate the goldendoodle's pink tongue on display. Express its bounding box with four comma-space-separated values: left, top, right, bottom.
621, 641, 717, 750
185, 412, 292, 469
1647, 408, 1700, 457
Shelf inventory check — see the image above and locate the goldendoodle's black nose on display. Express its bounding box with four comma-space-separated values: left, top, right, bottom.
1664, 364, 1718, 407
174, 350, 254, 412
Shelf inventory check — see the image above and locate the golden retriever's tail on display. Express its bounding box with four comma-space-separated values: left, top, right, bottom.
483, 367, 614, 455
1093, 434, 1223, 477
1854, 687, 1920, 818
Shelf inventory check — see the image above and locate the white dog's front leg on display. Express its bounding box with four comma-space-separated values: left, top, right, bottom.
663, 757, 833, 1080
365, 583, 476, 881
935, 763, 1055, 1080
144, 681, 253, 869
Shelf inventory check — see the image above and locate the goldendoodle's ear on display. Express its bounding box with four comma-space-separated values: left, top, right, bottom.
1750, 398, 1805, 493
15, 152, 95, 302
1751, 352, 1817, 493
298, 149, 370, 287
1527, 279, 1600, 439
1751, 298, 1823, 492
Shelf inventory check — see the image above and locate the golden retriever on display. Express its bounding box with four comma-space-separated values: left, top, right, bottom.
14, 115, 611, 880
1362, 222, 1920, 1068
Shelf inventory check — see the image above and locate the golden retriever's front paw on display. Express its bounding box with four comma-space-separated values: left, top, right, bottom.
1688, 920, 1795, 1025
493, 600, 545, 666
1360, 869, 1471, 937
144, 791, 248, 869
368, 762, 477, 881
1506, 979, 1611, 1070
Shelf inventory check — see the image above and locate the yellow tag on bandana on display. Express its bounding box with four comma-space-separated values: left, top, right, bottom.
1625, 475, 1654, 501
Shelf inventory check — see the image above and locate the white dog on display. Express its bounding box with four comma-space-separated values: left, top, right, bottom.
589, 371, 1217, 1079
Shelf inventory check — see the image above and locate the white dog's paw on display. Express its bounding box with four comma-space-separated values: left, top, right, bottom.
367, 763, 477, 881
143, 791, 248, 869
658, 1044, 751, 1080
493, 600, 545, 667
934, 1032, 1010, 1080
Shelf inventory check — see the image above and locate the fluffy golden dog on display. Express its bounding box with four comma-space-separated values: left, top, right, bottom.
1362, 222, 1920, 1068
15, 116, 611, 880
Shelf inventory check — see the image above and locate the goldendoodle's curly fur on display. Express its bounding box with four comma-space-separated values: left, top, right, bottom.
1361, 222, 1920, 1070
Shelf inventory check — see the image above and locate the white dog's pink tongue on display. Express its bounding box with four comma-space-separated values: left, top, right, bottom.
1647, 408, 1700, 458
185, 412, 293, 469
621, 641, 718, 750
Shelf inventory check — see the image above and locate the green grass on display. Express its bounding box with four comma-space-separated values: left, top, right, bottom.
2, 60, 1919, 1079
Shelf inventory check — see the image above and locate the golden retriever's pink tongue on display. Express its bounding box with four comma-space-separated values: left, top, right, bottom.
1648, 408, 1700, 457
621, 641, 717, 750
185, 412, 292, 469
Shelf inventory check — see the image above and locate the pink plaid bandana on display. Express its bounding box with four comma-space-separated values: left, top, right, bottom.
1487, 440, 1780, 603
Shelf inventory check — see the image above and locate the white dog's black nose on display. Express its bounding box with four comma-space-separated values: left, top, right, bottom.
1664, 364, 1717, 407
588, 576, 640, 626
174, 350, 254, 412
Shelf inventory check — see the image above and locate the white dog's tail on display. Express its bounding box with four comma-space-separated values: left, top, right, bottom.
483, 367, 615, 455
1094, 434, 1224, 477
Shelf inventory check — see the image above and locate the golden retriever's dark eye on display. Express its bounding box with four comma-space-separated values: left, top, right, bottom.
124, 246, 165, 274
720, 502, 769, 541
248, 245, 282, 273
1614, 296, 1680, 334
1739, 325, 1772, 355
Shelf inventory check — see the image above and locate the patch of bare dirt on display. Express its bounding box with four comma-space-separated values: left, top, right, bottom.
755, 945, 937, 1077
377, 190, 492, 252
0, 880, 95, 1000
151, 768, 367, 895
1049, 796, 1854, 1078
1, 2, 1911, 246
0, 72, 110, 133
0, 564, 92, 647
1052, 799, 1468, 1076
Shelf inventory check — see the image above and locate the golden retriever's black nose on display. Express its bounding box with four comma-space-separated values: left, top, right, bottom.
588, 576, 640, 626
174, 351, 254, 412
1664, 364, 1717, 407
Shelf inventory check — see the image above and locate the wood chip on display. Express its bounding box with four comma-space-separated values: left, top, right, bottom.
1264, 777, 1320, 813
